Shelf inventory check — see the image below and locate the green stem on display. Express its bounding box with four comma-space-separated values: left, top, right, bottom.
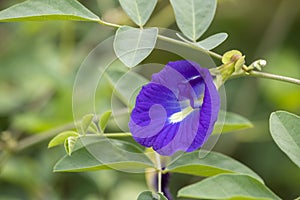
83, 133, 132, 138
98, 19, 121, 28
155, 152, 162, 194
248, 70, 300, 85
231, 70, 300, 85
104, 133, 132, 137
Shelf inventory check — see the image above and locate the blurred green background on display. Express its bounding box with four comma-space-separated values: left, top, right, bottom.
0, 0, 299, 199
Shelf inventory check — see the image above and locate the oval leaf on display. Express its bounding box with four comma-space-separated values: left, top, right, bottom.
114, 26, 158, 68
48, 131, 79, 148
137, 191, 168, 200
178, 174, 280, 200
119, 0, 157, 26
0, 0, 100, 22
170, 0, 217, 41
270, 111, 300, 167
164, 150, 263, 183
196, 32, 228, 50
213, 111, 253, 134
54, 136, 154, 172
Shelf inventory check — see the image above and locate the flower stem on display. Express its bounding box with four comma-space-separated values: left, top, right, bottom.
155, 152, 162, 194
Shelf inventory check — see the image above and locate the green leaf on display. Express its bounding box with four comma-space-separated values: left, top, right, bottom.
48, 131, 79, 148
137, 191, 168, 200
119, 0, 157, 26
0, 0, 100, 22
270, 111, 300, 167
114, 26, 158, 68
170, 0, 217, 41
213, 111, 253, 134
99, 110, 112, 133
54, 136, 154, 172
81, 114, 95, 134
178, 174, 280, 200
64, 136, 78, 156
165, 150, 263, 183
196, 32, 228, 50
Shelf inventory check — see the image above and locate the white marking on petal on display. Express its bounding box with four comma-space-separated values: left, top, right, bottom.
168, 106, 194, 123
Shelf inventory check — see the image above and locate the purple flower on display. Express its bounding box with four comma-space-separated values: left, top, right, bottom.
129, 60, 220, 156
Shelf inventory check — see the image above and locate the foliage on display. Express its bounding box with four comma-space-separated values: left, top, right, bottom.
0, 0, 299, 199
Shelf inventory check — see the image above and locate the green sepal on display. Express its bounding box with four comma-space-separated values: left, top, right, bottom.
64, 136, 78, 156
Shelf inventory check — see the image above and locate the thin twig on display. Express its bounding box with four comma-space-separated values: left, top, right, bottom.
249, 70, 300, 85
231, 70, 300, 85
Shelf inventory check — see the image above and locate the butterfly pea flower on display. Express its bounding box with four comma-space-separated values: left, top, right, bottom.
129, 60, 220, 156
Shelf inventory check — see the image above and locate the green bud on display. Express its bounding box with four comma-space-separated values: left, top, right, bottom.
219, 50, 245, 81
222, 50, 242, 64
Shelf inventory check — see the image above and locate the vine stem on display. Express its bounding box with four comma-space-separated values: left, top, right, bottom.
97, 19, 300, 85
231, 70, 300, 85
248, 70, 300, 85
155, 152, 162, 194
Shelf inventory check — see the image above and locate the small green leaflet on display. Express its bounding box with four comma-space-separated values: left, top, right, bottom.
119, 0, 157, 27
114, 26, 158, 68
170, 0, 217, 41
177, 32, 228, 50
81, 114, 95, 134
270, 111, 300, 167
99, 110, 112, 133
196, 33, 228, 50
0, 0, 100, 22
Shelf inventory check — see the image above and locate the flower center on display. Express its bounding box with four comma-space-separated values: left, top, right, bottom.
168, 95, 204, 124
168, 106, 194, 123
